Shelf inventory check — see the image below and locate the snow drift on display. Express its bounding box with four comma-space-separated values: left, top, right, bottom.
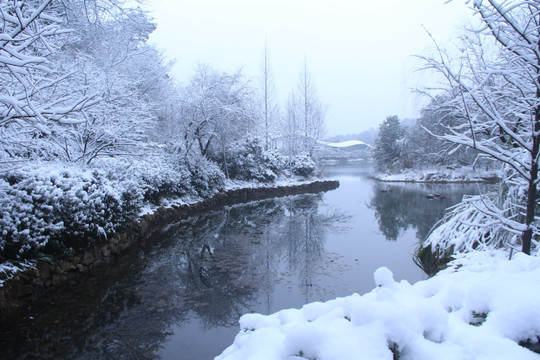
217, 250, 540, 360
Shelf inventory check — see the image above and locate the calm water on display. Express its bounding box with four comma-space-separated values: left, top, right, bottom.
1, 163, 487, 359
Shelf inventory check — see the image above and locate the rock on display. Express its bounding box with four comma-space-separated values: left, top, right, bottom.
37, 263, 51, 280
110, 243, 121, 255
60, 261, 76, 272
76, 264, 88, 273
82, 252, 95, 266
16, 285, 33, 298
52, 274, 66, 286
92, 260, 104, 269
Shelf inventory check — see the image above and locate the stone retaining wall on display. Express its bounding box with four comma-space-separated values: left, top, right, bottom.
0, 180, 339, 312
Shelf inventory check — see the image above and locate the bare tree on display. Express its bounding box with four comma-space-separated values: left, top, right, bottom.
258, 39, 280, 150
281, 93, 302, 162
295, 58, 326, 157
420, 0, 540, 254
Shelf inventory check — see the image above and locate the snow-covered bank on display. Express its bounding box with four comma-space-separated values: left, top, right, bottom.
0, 179, 339, 310
217, 250, 540, 360
372, 167, 500, 183
138, 176, 332, 217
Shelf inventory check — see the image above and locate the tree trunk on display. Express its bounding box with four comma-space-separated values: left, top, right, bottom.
522, 54, 540, 255
523, 133, 538, 254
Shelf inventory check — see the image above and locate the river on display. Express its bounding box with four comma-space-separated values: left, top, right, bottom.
1, 162, 489, 359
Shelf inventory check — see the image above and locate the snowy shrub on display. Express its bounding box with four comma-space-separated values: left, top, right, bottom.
288, 154, 317, 178
0, 164, 141, 262
106, 157, 192, 203
188, 155, 226, 197
218, 137, 281, 183
141, 165, 192, 202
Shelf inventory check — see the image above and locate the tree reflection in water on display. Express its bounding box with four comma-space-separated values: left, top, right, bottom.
1, 193, 349, 359
369, 182, 484, 242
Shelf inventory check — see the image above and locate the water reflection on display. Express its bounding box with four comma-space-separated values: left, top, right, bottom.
1, 194, 349, 360
369, 182, 484, 242
1, 163, 487, 360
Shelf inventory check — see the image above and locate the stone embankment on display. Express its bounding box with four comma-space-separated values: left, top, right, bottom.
0, 180, 339, 312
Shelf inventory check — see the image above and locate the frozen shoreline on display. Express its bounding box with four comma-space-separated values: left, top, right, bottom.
371, 167, 500, 184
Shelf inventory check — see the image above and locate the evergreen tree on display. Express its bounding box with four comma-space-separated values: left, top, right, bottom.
372, 115, 404, 172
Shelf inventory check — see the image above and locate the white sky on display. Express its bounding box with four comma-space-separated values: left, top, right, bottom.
148, 0, 472, 136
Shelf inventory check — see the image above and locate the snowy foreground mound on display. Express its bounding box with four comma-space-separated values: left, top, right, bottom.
217, 251, 540, 360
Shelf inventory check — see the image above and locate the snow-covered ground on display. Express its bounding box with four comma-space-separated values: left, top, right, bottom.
372, 166, 500, 183
217, 250, 540, 360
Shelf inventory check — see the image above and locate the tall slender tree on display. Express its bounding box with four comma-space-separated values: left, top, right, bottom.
293, 57, 326, 157
258, 39, 279, 150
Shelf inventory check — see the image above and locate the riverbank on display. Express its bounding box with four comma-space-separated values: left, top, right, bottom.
371, 167, 500, 183
217, 249, 540, 360
0, 179, 339, 312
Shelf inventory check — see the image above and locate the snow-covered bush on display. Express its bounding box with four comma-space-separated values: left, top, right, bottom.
0, 152, 228, 264
218, 137, 282, 183
288, 154, 317, 178
140, 164, 191, 202
0, 164, 141, 262
98, 155, 193, 203
188, 155, 226, 198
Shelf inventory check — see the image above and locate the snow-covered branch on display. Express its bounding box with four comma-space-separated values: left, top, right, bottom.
420, 0, 540, 254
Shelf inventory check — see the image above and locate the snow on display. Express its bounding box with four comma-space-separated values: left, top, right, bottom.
373, 266, 395, 287
372, 166, 500, 183
217, 250, 540, 360
318, 140, 370, 148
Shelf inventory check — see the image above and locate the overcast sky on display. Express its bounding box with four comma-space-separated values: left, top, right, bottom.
148, 0, 472, 136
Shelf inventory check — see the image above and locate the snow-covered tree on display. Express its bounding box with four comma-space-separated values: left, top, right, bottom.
0, 0, 163, 167
400, 98, 482, 169
420, 0, 540, 254
0, 0, 98, 167
372, 115, 404, 172
180, 64, 255, 164
51, 0, 160, 164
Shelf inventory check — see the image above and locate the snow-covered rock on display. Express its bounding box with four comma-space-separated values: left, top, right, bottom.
217, 250, 540, 360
